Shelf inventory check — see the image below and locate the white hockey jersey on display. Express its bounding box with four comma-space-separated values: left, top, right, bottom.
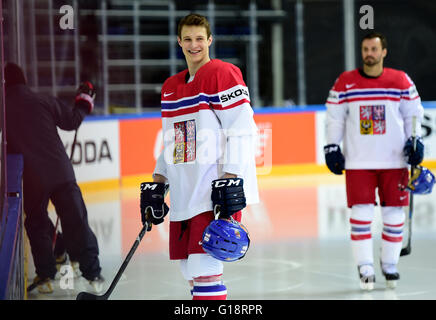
325, 67, 424, 169
154, 59, 259, 221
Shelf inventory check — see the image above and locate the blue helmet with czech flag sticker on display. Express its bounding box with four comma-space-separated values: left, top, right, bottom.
201, 218, 250, 262
406, 166, 435, 195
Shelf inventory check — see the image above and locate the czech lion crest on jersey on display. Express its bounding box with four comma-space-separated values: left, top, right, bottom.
360, 105, 386, 135
173, 120, 196, 164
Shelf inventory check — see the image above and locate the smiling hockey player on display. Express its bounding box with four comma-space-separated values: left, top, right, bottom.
139, 13, 259, 300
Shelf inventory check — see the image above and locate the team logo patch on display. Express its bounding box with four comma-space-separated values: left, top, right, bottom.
234, 229, 241, 239
360, 105, 386, 135
173, 120, 196, 164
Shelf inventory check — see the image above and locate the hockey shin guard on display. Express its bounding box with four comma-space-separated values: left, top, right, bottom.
192, 274, 227, 300
350, 204, 374, 266
185, 254, 226, 300
381, 206, 405, 265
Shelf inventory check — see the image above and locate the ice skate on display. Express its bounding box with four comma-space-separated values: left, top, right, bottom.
55, 252, 68, 272
381, 263, 400, 289
31, 276, 54, 294
71, 261, 81, 278
358, 264, 375, 291
87, 274, 105, 294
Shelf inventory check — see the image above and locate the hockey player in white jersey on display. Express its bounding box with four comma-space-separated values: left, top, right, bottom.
139, 13, 259, 300
324, 32, 424, 290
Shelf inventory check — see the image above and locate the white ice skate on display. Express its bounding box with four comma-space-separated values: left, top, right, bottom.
381, 263, 400, 289
55, 252, 68, 272
358, 264, 375, 291
31, 276, 54, 294
87, 275, 105, 294
70, 261, 81, 278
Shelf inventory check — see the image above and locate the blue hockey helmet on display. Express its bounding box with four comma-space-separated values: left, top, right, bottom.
406, 166, 435, 195
201, 218, 250, 262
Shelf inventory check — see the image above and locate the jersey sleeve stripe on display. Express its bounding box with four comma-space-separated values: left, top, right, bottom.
161, 103, 211, 118
161, 99, 251, 118
162, 93, 220, 110
339, 89, 402, 98
327, 96, 402, 104
213, 98, 251, 111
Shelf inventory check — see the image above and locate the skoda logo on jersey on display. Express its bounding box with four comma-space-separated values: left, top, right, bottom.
220, 87, 249, 103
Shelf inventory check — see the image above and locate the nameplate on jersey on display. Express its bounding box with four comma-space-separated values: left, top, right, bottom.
174, 119, 196, 164
360, 105, 386, 135
218, 85, 250, 109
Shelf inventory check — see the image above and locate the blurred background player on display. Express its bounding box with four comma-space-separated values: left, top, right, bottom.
323, 32, 424, 290
139, 13, 259, 300
4, 63, 104, 294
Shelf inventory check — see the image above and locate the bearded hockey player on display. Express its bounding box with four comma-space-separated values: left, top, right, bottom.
324, 32, 424, 290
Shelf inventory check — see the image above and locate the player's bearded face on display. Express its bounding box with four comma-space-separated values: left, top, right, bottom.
361, 38, 386, 67
178, 26, 212, 66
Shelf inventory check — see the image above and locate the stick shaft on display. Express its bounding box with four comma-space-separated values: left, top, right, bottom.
102, 223, 148, 299
401, 116, 417, 256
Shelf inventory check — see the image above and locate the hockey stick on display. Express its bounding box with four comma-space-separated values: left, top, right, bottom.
401, 116, 417, 256
76, 222, 149, 300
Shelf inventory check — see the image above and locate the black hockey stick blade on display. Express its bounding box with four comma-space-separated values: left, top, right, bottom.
27, 277, 46, 293
75, 222, 149, 300
26, 283, 38, 293
400, 215, 412, 256
400, 246, 411, 256
400, 192, 413, 257
400, 116, 417, 257
76, 291, 107, 300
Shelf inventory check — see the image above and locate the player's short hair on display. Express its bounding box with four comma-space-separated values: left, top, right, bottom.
177, 13, 211, 39
361, 32, 387, 49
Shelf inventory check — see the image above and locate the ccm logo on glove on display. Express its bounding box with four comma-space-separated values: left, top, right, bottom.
141, 183, 159, 191
212, 179, 242, 188
211, 178, 246, 219
140, 182, 169, 231
324, 144, 345, 175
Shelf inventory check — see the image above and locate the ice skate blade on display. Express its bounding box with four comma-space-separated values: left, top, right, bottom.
386, 280, 397, 289
37, 281, 54, 294
87, 275, 105, 294
71, 261, 81, 278
360, 281, 374, 291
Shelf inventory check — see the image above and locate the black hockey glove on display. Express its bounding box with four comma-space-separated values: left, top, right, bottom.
324, 144, 345, 175
75, 81, 96, 114
211, 178, 246, 219
140, 182, 169, 231
403, 136, 424, 166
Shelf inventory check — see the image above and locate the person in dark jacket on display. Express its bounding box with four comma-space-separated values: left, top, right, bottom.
4, 62, 104, 294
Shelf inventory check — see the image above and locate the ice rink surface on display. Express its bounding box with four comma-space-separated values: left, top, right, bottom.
26, 173, 436, 300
